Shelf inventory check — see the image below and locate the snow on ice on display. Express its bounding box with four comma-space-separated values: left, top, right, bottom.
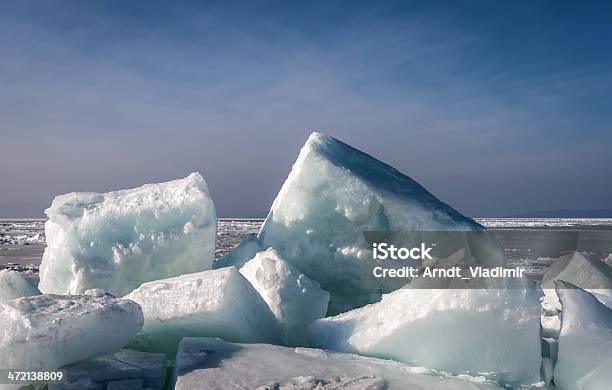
125, 267, 280, 356
38, 172, 217, 297
239, 248, 330, 345
0, 290, 143, 370
307, 287, 542, 386
173, 337, 504, 390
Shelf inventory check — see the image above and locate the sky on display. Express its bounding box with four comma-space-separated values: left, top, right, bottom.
1, 0, 611, 218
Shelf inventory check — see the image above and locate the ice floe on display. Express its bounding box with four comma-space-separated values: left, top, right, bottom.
38, 172, 217, 297
125, 267, 280, 355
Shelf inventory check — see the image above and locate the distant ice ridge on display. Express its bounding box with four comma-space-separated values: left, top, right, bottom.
173, 337, 505, 390
125, 267, 281, 356
38, 172, 217, 297
554, 281, 612, 390
0, 269, 41, 300
239, 248, 330, 345
219, 133, 506, 313
0, 290, 143, 370
307, 287, 542, 386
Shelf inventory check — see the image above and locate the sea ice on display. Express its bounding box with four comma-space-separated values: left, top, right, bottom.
222, 133, 506, 313
0, 269, 41, 300
0, 290, 143, 370
307, 287, 542, 386
49, 349, 166, 390
125, 267, 280, 355
541, 252, 612, 311
173, 337, 504, 390
239, 248, 330, 345
553, 281, 612, 390
38, 172, 217, 297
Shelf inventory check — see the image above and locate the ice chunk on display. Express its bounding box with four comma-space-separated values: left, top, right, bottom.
239, 248, 330, 345
125, 267, 280, 355
0, 269, 41, 300
234, 133, 505, 313
0, 290, 143, 370
541, 315, 561, 339
553, 281, 612, 390
38, 172, 217, 297
540, 358, 554, 386
541, 337, 558, 363
307, 288, 542, 386
173, 337, 504, 390
49, 349, 166, 390
541, 252, 612, 311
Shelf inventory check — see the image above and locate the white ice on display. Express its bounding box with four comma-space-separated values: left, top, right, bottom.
125, 267, 280, 355
173, 337, 505, 390
307, 288, 542, 386
0, 269, 40, 300
541, 251, 612, 311
239, 248, 330, 345
38, 172, 217, 297
553, 281, 612, 390
221, 133, 505, 313
0, 290, 143, 370
49, 349, 166, 390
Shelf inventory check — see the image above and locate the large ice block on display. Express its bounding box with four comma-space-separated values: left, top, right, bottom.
239, 248, 330, 345
307, 288, 542, 386
0, 269, 41, 300
541, 252, 612, 311
125, 267, 280, 355
0, 290, 143, 370
38, 172, 217, 297
49, 349, 166, 390
225, 133, 505, 313
554, 281, 612, 390
173, 337, 504, 390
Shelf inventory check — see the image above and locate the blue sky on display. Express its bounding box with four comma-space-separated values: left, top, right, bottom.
1, 1, 611, 217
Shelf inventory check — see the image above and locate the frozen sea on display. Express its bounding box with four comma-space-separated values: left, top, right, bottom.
2, 218, 611, 281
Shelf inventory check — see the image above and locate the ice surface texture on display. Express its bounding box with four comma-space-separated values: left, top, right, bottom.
239, 248, 330, 345
307, 288, 542, 386
125, 267, 280, 355
0, 269, 41, 300
224, 133, 505, 313
0, 290, 143, 370
49, 349, 166, 390
554, 281, 612, 390
541, 252, 612, 310
38, 172, 217, 297
173, 337, 504, 390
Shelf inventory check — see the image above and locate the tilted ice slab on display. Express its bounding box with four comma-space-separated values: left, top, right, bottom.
173, 337, 504, 390
541, 252, 612, 310
223, 133, 505, 313
49, 349, 166, 390
125, 267, 280, 355
307, 287, 542, 386
0, 290, 143, 370
239, 248, 330, 345
0, 269, 41, 300
554, 281, 612, 390
38, 172, 217, 297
